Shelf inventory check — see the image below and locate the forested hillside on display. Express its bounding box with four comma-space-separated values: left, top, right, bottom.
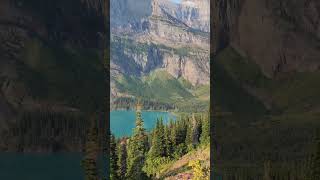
110, 107, 210, 180
212, 0, 320, 179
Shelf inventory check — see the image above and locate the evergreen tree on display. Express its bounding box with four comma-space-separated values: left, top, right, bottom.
110, 134, 119, 180
176, 118, 187, 145
164, 124, 173, 157
192, 114, 201, 146
117, 138, 127, 179
311, 140, 320, 180
200, 111, 210, 145
185, 117, 194, 151
169, 120, 177, 149
263, 160, 272, 180
126, 104, 149, 180
81, 115, 99, 180
149, 118, 166, 157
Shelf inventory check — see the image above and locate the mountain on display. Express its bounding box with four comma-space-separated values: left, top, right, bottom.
212, 0, 320, 114
0, 0, 106, 152
212, 0, 320, 178
110, 0, 210, 110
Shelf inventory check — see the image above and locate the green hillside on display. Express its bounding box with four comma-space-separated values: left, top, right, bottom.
159, 145, 210, 180
20, 38, 105, 111
114, 70, 209, 111
214, 46, 320, 178
215, 47, 320, 114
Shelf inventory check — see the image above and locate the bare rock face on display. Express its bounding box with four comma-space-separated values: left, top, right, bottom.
0, 0, 106, 152
212, 0, 320, 78
111, 0, 210, 96
162, 51, 210, 85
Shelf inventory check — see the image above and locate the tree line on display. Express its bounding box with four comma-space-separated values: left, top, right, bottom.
109, 110, 210, 180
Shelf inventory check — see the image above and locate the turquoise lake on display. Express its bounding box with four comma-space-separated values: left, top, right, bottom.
0, 153, 85, 180
111, 110, 176, 137
0, 111, 174, 179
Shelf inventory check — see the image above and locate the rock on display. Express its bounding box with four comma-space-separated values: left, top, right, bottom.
212, 0, 320, 78
111, 0, 210, 101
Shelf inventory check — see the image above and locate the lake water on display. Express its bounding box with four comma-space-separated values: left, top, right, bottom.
111, 110, 176, 137
0, 110, 174, 179
0, 153, 85, 180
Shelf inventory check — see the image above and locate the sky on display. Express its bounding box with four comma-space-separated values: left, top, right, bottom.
170, 0, 182, 4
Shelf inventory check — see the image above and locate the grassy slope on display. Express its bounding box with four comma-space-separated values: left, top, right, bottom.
214, 46, 320, 176
159, 145, 210, 180
20, 38, 105, 111
215, 47, 320, 114
114, 69, 209, 111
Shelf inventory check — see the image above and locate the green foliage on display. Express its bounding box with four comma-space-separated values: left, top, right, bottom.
173, 143, 187, 159
110, 135, 119, 180
81, 116, 99, 180
143, 156, 171, 177
117, 140, 127, 179
185, 118, 193, 149
311, 141, 320, 180
21, 39, 105, 112
200, 111, 210, 145
114, 70, 195, 105
215, 46, 320, 114
164, 125, 174, 157
126, 111, 149, 179
188, 160, 209, 180
149, 118, 166, 157
110, 112, 210, 180
213, 47, 268, 115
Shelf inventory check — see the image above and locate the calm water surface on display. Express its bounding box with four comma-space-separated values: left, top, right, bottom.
0, 110, 174, 179
0, 153, 84, 180
111, 110, 176, 137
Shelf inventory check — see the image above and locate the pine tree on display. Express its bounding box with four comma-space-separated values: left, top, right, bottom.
200, 111, 210, 145
81, 115, 99, 180
117, 138, 127, 179
185, 117, 194, 151
176, 117, 187, 145
110, 134, 119, 180
192, 114, 201, 146
164, 124, 173, 157
263, 160, 272, 180
311, 140, 320, 180
126, 102, 149, 180
169, 120, 177, 149
149, 118, 166, 157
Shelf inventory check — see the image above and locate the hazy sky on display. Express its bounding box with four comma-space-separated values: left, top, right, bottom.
171, 0, 182, 4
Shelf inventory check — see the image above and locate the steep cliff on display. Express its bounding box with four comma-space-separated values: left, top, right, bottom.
0, 0, 106, 152
212, 0, 320, 178
212, 0, 320, 77
111, 0, 210, 110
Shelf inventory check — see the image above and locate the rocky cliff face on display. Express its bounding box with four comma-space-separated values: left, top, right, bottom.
158, 0, 210, 32
0, 0, 106, 152
212, 0, 320, 78
111, 0, 210, 104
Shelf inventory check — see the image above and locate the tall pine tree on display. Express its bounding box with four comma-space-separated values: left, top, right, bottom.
126, 100, 149, 180
110, 134, 119, 180
164, 124, 173, 157
81, 115, 99, 180
200, 110, 210, 145
311, 140, 320, 180
117, 138, 127, 179
149, 118, 166, 157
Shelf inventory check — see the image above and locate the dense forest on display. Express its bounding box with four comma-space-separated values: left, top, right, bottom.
108, 106, 210, 180
111, 97, 176, 111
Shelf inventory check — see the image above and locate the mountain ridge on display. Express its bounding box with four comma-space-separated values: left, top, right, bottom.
110, 0, 210, 110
